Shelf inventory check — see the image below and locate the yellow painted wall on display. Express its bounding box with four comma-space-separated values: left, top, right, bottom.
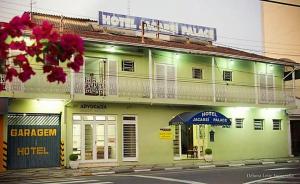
262, 0, 300, 62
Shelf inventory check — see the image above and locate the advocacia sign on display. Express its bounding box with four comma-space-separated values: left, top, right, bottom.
99, 11, 217, 41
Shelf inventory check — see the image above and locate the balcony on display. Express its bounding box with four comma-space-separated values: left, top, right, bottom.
0, 73, 295, 107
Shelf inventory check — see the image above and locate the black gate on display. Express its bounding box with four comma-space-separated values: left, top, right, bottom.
291, 120, 300, 156
7, 113, 61, 169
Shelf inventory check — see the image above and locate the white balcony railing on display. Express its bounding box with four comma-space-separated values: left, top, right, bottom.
0, 73, 295, 106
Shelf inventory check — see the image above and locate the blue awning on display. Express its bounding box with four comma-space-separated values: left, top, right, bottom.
169, 111, 231, 126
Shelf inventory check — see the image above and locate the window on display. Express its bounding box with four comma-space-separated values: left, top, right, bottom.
192, 68, 202, 79
154, 63, 176, 98
235, 118, 244, 128
273, 119, 281, 130
122, 115, 137, 161
122, 60, 134, 72
258, 73, 275, 103
254, 119, 264, 130
223, 71, 232, 81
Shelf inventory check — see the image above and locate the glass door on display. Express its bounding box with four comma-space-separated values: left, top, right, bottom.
84, 124, 93, 160
95, 124, 105, 160
107, 124, 116, 160
74, 115, 117, 162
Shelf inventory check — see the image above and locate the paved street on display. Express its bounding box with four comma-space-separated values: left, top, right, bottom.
2, 162, 300, 184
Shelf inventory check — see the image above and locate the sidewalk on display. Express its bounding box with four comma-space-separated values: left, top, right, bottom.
0, 157, 299, 182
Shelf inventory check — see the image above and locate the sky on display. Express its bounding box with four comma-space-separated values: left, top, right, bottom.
0, 0, 264, 54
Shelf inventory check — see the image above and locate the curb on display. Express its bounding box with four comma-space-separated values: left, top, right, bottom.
1, 159, 299, 180
262, 161, 275, 165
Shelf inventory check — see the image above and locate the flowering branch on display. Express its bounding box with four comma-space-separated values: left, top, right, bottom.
0, 12, 84, 91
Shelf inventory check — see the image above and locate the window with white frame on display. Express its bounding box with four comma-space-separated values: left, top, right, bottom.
122, 60, 134, 72
273, 119, 281, 130
235, 118, 244, 128
254, 119, 264, 130
223, 71, 232, 81
122, 115, 137, 161
154, 63, 176, 98
192, 68, 203, 79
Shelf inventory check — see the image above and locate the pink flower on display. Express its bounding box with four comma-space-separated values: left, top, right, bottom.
46, 66, 66, 83
61, 34, 84, 54
9, 41, 26, 51
32, 21, 53, 41
43, 65, 53, 73
13, 54, 28, 66
5, 67, 18, 82
18, 64, 35, 82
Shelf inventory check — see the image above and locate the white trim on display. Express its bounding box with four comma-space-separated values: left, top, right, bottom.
212, 57, 216, 103
122, 115, 138, 161
254, 62, 258, 104
107, 60, 118, 96
149, 49, 153, 99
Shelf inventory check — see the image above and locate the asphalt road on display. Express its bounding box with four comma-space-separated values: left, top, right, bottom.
2, 162, 300, 184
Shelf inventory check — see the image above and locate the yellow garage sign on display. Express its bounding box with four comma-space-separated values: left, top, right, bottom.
159, 127, 172, 140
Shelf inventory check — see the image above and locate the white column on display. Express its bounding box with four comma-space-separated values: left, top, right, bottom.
212, 57, 216, 103
292, 69, 295, 100
254, 62, 258, 104
149, 49, 153, 99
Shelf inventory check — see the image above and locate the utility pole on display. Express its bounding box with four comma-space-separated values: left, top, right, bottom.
30, 0, 36, 20
127, 0, 131, 16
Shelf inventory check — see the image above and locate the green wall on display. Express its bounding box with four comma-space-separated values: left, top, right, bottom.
66, 102, 288, 165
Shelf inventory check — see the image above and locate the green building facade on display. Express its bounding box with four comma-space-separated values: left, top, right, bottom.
0, 13, 298, 170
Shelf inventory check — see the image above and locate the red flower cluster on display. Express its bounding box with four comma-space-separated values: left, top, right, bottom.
0, 12, 84, 91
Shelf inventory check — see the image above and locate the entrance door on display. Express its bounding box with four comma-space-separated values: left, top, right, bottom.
291, 120, 300, 156
73, 115, 117, 162
173, 124, 204, 159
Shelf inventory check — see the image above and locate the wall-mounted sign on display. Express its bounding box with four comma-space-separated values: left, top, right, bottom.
80, 104, 107, 109
7, 113, 61, 169
99, 11, 217, 41
159, 127, 172, 140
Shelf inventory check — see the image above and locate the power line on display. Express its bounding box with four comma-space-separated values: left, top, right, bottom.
261, 0, 300, 8
1, 0, 300, 48
0, 0, 300, 51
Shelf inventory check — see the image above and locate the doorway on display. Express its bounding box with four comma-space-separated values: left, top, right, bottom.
85, 58, 107, 96
73, 115, 117, 162
290, 120, 300, 156
173, 124, 205, 159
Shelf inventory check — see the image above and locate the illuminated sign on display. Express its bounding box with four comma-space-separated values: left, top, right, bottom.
99, 11, 217, 41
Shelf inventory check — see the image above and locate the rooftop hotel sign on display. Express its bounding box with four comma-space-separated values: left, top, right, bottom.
99, 11, 217, 41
